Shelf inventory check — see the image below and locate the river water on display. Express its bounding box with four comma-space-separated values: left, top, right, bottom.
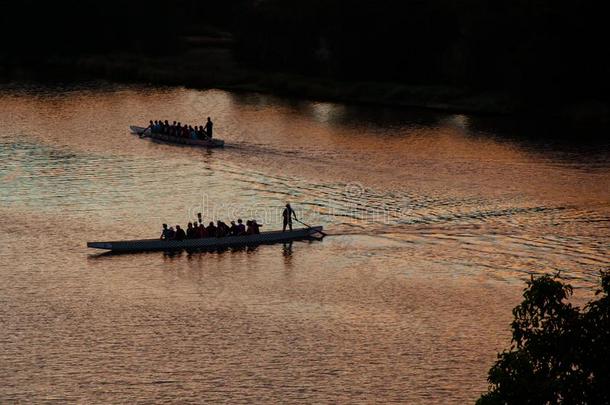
1, 82, 609, 403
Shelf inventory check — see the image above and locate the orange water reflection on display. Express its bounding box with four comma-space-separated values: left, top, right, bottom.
1, 83, 608, 403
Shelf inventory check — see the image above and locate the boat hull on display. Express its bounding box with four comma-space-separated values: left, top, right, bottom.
88, 226, 323, 252
130, 126, 225, 148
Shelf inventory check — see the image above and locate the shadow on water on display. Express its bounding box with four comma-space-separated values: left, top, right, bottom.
468, 115, 610, 154
229, 91, 449, 128
229, 89, 610, 161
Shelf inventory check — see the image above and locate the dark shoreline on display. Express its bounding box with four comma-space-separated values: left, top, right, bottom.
2, 51, 609, 128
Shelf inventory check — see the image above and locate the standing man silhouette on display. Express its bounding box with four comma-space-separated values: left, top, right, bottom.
204, 117, 213, 138
282, 203, 297, 232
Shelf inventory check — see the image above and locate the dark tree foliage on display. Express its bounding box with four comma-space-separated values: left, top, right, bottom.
234, 0, 455, 81
478, 271, 610, 404
233, 0, 610, 100
1, 0, 608, 102
0, 0, 245, 57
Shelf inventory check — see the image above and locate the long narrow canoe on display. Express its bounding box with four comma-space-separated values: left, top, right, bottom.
130, 126, 225, 148
88, 226, 324, 252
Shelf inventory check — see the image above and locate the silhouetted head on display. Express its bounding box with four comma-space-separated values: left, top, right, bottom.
209, 222, 214, 227
286, 203, 291, 208
238, 219, 243, 224
187, 222, 192, 228
207, 117, 211, 122
162, 223, 167, 229
176, 225, 181, 230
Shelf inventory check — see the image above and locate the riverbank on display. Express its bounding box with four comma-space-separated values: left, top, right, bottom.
2, 45, 609, 126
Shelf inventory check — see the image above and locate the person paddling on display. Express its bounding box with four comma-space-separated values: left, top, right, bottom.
206, 221, 217, 237
197, 222, 207, 238
282, 203, 297, 231
186, 222, 195, 239
229, 221, 238, 236
216, 220, 228, 237
160, 223, 171, 240
236, 219, 246, 235
174, 225, 186, 241
252, 220, 262, 234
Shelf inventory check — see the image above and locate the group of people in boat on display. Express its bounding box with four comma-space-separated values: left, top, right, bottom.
161, 217, 261, 241
160, 204, 299, 241
148, 117, 213, 140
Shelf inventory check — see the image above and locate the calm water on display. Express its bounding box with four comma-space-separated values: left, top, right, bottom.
1, 82, 609, 403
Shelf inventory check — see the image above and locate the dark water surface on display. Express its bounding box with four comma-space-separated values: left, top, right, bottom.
1, 82, 609, 403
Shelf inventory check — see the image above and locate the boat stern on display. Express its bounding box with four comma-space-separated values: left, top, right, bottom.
307, 226, 324, 236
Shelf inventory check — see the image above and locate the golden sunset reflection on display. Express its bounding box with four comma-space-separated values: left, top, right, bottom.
1, 84, 608, 403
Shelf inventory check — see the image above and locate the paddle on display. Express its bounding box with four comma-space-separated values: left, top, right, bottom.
295, 219, 327, 237
139, 125, 151, 138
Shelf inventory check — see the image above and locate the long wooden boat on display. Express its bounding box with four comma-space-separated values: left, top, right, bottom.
130, 126, 225, 148
88, 226, 324, 252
